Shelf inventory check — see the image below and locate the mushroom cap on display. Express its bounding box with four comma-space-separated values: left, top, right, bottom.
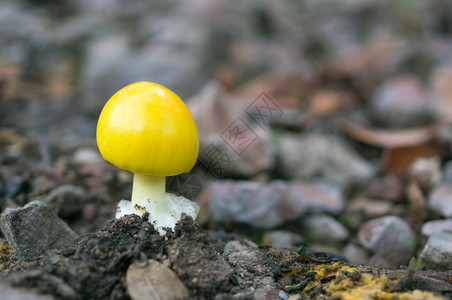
96, 81, 199, 176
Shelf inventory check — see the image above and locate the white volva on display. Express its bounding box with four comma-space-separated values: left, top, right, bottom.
115, 173, 199, 234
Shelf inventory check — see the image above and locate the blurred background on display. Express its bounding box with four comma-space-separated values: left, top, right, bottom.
1, 0, 450, 140
1, 0, 452, 270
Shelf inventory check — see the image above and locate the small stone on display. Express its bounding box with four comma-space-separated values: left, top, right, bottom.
2, 173, 23, 199
223, 240, 266, 277
224, 239, 258, 253
0, 201, 77, 259
208, 180, 287, 228
223, 240, 261, 273
126, 259, 189, 300
71, 148, 107, 177
283, 181, 344, 219
0, 283, 54, 300
342, 243, 368, 266
419, 231, 452, 272
408, 157, 442, 190
347, 198, 393, 218
72, 147, 103, 164
278, 290, 288, 300
421, 219, 452, 236
263, 230, 305, 249
370, 75, 435, 128
428, 184, 452, 217
358, 216, 416, 267
36, 185, 87, 219
441, 160, 452, 184
279, 134, 375, 186
223, 240, 276, 295
366, 175, 403, 202
301, 214, 349, 243
30, 176, 57, 198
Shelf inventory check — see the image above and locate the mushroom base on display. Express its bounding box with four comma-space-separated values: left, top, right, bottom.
115, 193, 200, 235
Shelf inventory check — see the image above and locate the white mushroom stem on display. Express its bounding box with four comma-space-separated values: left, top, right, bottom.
131, 174, 165, 210
116, 173, 199, 235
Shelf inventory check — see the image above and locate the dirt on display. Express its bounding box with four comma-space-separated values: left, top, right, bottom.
0, 215, 228, 299
0, 214, 450, 299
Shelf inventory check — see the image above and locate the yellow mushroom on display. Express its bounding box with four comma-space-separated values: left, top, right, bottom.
96, 81, 199, 234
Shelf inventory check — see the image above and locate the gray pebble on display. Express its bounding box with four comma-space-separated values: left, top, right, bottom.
208, 180, 287, 228
0, 283, 54, 300
284, 181, 345, 218
428, 184, 452, 217
342, 243, 368, 266
278, 134, 375, 186
358, 216, 416, 267
263, 230, 305, 249
370, 75, 435, 128
421, 219, 452, 236
208, 180, 346, 229
419, 231, 452, 272
441, 160, 452, 184
301, 214, 349, 244
0, 201, 78, 259
72, 147, 103, 165
223, 240, 277, 297
36, 185, 87, 219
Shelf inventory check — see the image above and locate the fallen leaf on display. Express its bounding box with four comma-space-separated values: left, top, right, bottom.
126, 259, 189, 300
382, 143, 449, 173
335, 116, 441, 148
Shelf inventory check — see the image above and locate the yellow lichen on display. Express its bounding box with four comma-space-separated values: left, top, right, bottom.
300, 262, 445, 300
0, 241, 11, 256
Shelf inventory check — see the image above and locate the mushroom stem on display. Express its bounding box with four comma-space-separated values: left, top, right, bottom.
131, 173, 165, 210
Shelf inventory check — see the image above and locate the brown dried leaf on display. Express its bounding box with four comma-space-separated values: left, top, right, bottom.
382, 143, 449, 173
335, 116, 440, 148
126, 259, 189, 300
